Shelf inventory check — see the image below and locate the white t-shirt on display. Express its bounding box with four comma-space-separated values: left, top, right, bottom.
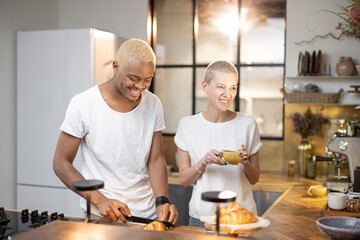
60, 85, 165, 217
174, 112, 262, 219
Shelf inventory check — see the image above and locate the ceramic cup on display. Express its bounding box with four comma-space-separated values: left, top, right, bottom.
222, 150, 243, 165
347, 191, 360, 200
308, 185, 327, 197
328, 192, 347, 211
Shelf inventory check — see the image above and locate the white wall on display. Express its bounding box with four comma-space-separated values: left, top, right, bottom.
286, 0, 359, 76
286, 0, 360, 104
58, 0, 148, 40
0, 0, 148, 210
0, 0, 59, 210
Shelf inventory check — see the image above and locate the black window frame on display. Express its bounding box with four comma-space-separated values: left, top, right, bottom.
149, 0, 287, 140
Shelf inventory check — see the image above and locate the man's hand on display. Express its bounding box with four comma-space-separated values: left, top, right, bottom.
156, 203, 178, 226
96, 198, 132, 223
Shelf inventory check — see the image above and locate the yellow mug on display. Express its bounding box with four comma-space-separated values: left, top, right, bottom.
308, 185, 327, 197
222, 150, 243, 165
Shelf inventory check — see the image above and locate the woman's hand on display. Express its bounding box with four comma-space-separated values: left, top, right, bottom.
238, 145, 260, 184
203, 149, 225, 165
239, 145, 249, 164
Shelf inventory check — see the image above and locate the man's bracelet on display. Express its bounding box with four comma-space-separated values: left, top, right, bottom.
155, 196, 170, 208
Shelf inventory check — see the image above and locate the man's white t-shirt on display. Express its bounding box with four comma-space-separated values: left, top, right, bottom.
60, 85, 165, 217
174, 112, 262, 219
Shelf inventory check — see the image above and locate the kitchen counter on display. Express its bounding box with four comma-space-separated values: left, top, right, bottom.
12, 173, 329, 240
249, 173, 328, 239
169, 173, 329, 239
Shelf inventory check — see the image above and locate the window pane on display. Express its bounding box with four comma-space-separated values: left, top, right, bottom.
196, 0, 238, 64
239, 67, 284, 137
240, 0, 285, 64
156, 0, 193, 65
195, 68, 206, 113
195, 68, 236, 114
154, 68, 192, 134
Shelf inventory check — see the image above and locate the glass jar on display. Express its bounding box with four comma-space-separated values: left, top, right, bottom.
288, 160, 295, 177
347, 198, 359, 213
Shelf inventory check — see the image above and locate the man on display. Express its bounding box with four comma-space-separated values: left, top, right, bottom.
53, 39, 178, 225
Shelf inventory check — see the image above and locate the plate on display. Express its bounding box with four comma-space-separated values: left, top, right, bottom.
314, 50, 322, 74
309, 50, 316, 74
298, 52, 303, 76
199, 215, 270, 234
303, 51, 310, 75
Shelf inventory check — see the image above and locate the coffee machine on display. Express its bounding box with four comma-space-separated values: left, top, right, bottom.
327, 130, 360, 192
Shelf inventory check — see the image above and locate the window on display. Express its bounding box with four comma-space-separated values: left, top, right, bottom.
150, 0, 286, 138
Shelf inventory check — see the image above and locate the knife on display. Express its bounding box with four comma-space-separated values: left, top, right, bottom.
123, 214, 174, 228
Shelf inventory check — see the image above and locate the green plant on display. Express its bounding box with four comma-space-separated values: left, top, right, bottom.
290, 108, 328, 139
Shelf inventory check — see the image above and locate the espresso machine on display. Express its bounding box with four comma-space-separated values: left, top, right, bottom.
312, 120, 360, 192
327, 134, 360, 193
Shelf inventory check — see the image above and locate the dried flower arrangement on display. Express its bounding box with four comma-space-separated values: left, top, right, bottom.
290, 108, 328, 139
295, 0, 360, 45
333, 0, 360, 39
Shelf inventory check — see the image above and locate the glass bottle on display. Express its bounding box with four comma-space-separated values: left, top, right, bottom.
297, 139, 313, 178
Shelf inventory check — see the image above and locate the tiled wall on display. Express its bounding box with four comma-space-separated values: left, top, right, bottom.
284, 104, 360, 177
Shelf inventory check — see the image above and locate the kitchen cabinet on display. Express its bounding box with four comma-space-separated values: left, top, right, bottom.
169, 184, 192, 226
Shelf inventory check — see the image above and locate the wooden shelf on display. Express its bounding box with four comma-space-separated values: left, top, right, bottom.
286, 76, 360, 80
285, 103, 359, 106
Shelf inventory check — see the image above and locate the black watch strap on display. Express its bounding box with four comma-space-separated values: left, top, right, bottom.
155, 196, 170, 208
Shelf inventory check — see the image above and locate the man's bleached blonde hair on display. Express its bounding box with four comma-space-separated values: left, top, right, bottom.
114, 38, 156, 68
204, 59, 238, 83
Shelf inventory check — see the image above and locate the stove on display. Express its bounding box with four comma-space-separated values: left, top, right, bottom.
0, 207, 126, 239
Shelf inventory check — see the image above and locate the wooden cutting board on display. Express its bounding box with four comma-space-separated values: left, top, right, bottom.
12, 221, 230, 240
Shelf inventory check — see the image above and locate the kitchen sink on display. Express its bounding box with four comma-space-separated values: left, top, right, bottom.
169, 184, 282, 226
253, 190, 281, 216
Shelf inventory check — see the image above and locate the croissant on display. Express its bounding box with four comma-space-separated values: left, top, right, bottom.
218, 202, 258, 225
143, 221, 167, 231
220, 202, 244, 215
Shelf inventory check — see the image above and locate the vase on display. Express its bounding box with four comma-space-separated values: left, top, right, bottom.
297, 139, 314, 178
336, 56, 356, 76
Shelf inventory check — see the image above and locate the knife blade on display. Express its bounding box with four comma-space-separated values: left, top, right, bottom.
123, 214, 174, 228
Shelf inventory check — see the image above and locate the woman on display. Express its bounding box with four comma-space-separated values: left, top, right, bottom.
174, 59, 262, 227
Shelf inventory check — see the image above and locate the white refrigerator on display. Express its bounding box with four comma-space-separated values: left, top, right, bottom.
17, 29, 125, 216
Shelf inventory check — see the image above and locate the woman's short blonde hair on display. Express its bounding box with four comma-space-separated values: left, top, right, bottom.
204, 59, 238, 83
114, 38, 156, 68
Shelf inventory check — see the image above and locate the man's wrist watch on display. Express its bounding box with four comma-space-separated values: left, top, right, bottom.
155, 196, 170, 208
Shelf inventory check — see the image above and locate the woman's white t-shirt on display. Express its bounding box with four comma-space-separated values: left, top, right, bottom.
174, 112, 262, 218
60, 85, 165, 217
